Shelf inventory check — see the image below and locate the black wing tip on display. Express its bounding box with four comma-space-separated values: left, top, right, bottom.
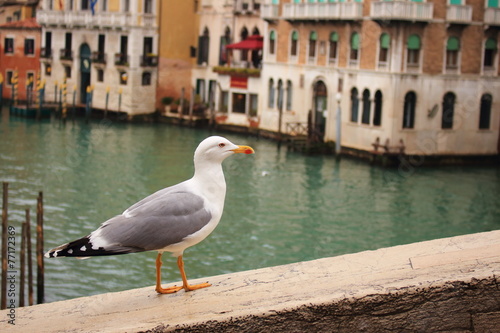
45, 236, 134, 258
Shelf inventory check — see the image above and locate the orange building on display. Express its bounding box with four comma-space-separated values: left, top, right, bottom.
0, 17, 41, 102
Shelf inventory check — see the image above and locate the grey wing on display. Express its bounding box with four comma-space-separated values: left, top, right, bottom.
94, 191, 212, 252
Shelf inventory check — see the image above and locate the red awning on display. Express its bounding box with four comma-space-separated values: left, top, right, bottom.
226, 35, 263, 50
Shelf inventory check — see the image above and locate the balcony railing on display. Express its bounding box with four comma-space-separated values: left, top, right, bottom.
446, 5, 472, 23
37, 10, 137, 29
40, 47, 52, 59
114, 53, 129, 66
261, 4, 279, 20
282, 2, 363, 20
140, 54, 158, 67
485, 7, 500, 26
59, 48, 73, 61
370, 1, 433, 21
92, 51, 107, 64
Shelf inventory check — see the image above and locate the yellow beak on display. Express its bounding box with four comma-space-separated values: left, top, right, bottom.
232, 145, 255, 155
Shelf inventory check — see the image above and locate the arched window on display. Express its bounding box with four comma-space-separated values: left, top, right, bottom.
479, 93, 492, 129
350, 88, 359, 122
373, 90, 383, 126
219, 26, 231, 65
290, 30, 299, 57
141, 72, 151, 86
268, 78, 275, 108
329, 32, 338, 64
441, 92, 455, 129
407, 34, 421, 68
197, 27, 210, 65
286, 80, 293, 111
277, 79, 284, 111
350, 32, 360, 63
403, 91, 416, 129
309, 31, 317, 59
484, 38, 497, 69
379, 33, 390, 65
362, 89, 371, 125
446, 37, 460, 69
240, 27, 249, 61
269, 30, 276, 55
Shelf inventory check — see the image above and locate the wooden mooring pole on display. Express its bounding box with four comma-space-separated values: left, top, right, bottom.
36, 191, 44, 304
1, 182, 8, 310
20, 220, 26, 307
26, 208, 33, 306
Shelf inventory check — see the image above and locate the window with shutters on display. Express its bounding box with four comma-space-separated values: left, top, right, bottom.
329, 32, 338, 65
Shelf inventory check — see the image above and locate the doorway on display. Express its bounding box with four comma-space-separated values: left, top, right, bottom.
313, 80, 327, 140
80, 43, 91, 104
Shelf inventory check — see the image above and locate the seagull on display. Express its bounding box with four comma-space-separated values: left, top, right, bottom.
45, 136, 255, 294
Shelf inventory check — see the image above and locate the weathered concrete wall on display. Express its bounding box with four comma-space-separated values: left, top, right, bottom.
1, 230, 499, 332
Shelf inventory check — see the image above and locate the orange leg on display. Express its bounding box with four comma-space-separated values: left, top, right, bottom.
176, 255, 211, 291
155, 253, 211, 294
155, 253, 182, 294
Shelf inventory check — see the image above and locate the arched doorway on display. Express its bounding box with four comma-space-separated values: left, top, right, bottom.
80, 43, 91, 104
313, 80, 327, 140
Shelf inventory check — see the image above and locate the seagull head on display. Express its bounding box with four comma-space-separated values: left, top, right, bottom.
194, 136, 255, 165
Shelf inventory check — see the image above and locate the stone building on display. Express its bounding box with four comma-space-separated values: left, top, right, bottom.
36, 0, 158, 115
0, 17, 41, 102
192, 0, 265, 128
258, 0, 499, 157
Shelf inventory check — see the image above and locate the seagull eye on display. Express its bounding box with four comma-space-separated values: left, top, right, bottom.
218, 143, 226, 148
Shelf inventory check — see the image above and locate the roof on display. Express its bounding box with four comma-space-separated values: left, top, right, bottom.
0, 17, 40, 28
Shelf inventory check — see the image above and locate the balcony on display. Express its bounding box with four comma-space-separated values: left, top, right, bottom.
282, 2, 363, 21
114, 53, 129, 66
140, 54, 158, 67
446, 5, 472, 24
59, 48, 73, 61
37, 10, 136, 29
213, 66, 261, 78
370, 1, 433, 22
92, 51, 107, 64
485, 7, 500, 26
40, 47, 52, 59
261, 4, 279, 20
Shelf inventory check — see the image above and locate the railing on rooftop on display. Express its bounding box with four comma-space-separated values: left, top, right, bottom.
282, 2, 363, 20
446, 5, 472, 23
370, 1, 433, 21
484, 7, 500, 26
36, 10, 141, 29
261, 3, 279, 20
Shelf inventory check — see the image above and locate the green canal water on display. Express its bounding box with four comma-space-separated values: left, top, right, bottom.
1, 109, 499, 303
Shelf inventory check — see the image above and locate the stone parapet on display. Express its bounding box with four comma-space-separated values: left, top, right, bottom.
1, 230, 499, 332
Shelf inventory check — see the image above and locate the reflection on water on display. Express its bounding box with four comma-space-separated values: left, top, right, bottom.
1, 109, 499, 302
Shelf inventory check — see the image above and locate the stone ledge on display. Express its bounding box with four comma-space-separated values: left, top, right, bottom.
1, 230, 499, 332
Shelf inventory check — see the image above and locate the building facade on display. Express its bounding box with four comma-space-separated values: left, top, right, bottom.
36, 0, 158, 115
0, 17, 41, 102
155, 0, 199, 110
193, 0, 265, 127
257, 0, 500, 156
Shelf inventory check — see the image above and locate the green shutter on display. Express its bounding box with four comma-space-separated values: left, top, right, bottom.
446, 37, 459, 51
407, 35, 421, 50
310, 31, 318, 41
330, 32, 338, 42
351, 33, 360, 50
485, 38, 497, 50
487, 0, 498, 8
270, 30, 276, 40
449, 0, 462, 4
380, 33, 390, 49
292, 31, 299, 41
